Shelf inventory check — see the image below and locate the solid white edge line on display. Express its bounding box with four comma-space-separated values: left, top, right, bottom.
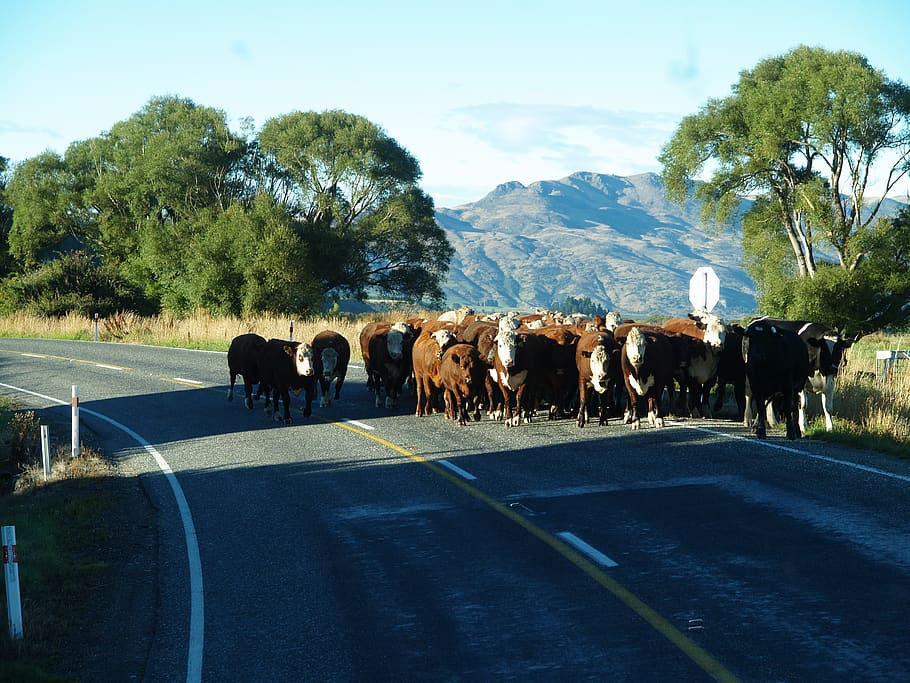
95, 363, 126, 370
439, 459, 478, 480
557, 531, 619, 568
680, 423, 910, 484
173, 378, 204, 385
0, 382, 204, 683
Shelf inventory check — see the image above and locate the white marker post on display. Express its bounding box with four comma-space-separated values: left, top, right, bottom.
41, 425, 51, 481
2, 525, 24, 640
71, 385, 80, 457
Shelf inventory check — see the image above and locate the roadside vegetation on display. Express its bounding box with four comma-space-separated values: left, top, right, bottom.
1, 398, 118, 681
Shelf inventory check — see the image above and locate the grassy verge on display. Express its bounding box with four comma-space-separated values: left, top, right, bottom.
1, 397, 118, 682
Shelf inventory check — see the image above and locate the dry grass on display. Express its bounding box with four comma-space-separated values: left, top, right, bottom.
0, 309, 435, 359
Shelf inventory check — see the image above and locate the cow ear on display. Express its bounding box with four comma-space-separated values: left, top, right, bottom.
283, 345, 295, 357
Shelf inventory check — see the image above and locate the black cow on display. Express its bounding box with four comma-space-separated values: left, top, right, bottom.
259, 339, 316, 423
227, 333, 267, 409
742, 320, 810, 439
749, 317, 854, 432
712, 323, 747, 420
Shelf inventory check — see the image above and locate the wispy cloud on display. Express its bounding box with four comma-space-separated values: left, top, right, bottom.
446, 103, 680, 171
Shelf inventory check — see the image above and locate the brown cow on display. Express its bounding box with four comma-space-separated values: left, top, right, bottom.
312, 330, 350, 407
412, 329, 459, 416
531, 325, 580, 420
492, 327, 551, 427
440, 343, 487, 425
663, 313, 726, 418
575, 330, 620, 427
620, 326, 676, 429
460, 319, 501, 418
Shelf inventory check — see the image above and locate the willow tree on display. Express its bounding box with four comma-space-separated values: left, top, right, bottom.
258, 110, 453, 304
660, 46, 910, 330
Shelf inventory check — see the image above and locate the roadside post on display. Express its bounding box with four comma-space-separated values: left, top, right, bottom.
3, 525, 23, 640
689, 266, 720, 312
94, 313, 100, 342
71, 385, 80, 458
41, 425, 51, 481
289, 320, 295, 341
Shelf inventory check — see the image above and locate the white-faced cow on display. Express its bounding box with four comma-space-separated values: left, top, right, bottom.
619, 325, 676, 429
742, 319, 810, 440
412, 328, 459, 417
259, 339, 316, 424
749, 317, 854, 433
311, 330, 350, 408
491, 327, 549, 427
575, 330, 620, 427
360, 321, 416, 409
227, 333, 268, 409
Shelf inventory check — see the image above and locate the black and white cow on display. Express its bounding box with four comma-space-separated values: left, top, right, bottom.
750, 317, 854, 432
742, 319, 810, 440
259, 339, 317, 423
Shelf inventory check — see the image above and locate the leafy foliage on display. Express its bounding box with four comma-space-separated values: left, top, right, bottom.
2, 98, 451, 316
0, 251, 156, 317
552, 295, 607, 317
660, 45, 910, 330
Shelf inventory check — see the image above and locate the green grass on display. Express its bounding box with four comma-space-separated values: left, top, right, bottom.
1, 397, 117, 681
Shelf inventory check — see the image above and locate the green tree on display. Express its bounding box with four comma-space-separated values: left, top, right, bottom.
258, 110, 452, 303
0, 156, 15, 277
660, 46, 910, 330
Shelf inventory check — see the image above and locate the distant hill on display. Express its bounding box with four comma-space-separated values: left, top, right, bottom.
435, 172, 755, 319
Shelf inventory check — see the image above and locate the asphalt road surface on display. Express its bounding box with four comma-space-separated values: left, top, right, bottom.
2, 338, 909, 682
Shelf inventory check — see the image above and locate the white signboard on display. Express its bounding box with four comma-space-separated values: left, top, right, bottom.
689, 267, 720, 311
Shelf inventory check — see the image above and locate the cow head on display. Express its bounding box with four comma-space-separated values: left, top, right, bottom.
431, 329, 457, 358
587, 343, 610, 393
320, 346, 339, 380
603, 311, 623, 332
625, 326, 647, 368
495, 328, 519, 368
292, 342, 315, 377
386, 322, 413, 360
689, 311, 726, 350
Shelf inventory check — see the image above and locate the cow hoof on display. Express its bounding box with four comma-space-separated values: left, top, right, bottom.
244, 398, 253, 410
320, 397, 330, 408
227, 391, 233, 402
654, 417, 665, 428
631, 419, 641, 430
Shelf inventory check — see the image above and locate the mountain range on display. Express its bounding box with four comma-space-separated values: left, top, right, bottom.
435, 171, 756, 319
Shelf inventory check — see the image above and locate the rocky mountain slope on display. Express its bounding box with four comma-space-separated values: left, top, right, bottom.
435, 171, 756, 319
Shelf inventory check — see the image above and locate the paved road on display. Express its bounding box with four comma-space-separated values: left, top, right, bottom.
2, 338, 909, 682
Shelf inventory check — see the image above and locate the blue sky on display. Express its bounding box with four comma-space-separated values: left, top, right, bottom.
3, 0, 909, 208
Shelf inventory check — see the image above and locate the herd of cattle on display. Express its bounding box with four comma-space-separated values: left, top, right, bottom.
225, 306, 855, 440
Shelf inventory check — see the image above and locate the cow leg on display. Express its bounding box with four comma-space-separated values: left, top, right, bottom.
821, 378, 835, 431
319, 378, 330, 408
648, 395, 665, 428
242, 379, 256, 410
302, 386, 313, 418
752, 395, 767, 439
577, 384, 589, 428
228, 372, 237, 402
334, 373, 345, 400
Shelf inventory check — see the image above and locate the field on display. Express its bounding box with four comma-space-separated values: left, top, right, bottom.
0, 309, 907, 454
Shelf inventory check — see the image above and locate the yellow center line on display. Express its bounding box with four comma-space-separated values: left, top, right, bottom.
327, 416, 741, 683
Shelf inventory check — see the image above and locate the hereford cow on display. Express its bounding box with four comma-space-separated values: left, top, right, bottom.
312, 330, 350, 407
460, 319, 502, 418
259, 339, 316, 423
575, 330, 620, 427
742, 319, 810, 439
227, 333, 268, 409
360, 321, 416, 409
440, 343, 487, 425
412, 328, 459, 416
620, 326, 676, 429
492, 327, 549, 427
749, 317, 854, 432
